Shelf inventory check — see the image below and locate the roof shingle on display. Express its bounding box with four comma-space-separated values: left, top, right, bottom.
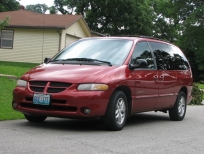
0, 9, 82, 29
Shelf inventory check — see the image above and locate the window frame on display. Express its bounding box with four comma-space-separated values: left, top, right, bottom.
130, 41, 157, 70
0, 29, 14, 49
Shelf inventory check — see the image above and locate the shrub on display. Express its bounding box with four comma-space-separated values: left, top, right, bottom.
189, 83, 203, 105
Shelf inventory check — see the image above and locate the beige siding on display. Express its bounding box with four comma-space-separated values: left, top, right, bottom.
66, 35, 79, 46
60, 19, 91, 50
0, 28, 59, 63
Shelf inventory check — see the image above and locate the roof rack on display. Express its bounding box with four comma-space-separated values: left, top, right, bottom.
110, 35, 170, 43
139, 35, 170, 43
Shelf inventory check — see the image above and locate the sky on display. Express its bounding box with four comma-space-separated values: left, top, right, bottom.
19, 0, 55, 7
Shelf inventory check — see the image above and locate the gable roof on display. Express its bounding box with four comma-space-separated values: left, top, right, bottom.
0, 9, 84, 29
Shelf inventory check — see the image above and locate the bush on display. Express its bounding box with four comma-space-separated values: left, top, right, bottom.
189, 83, 203, 105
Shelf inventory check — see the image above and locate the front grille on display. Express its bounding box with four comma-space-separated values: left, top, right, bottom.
30, 87, 44, 92
50, 82, 71, 87
28, 81, 72, 93
30, 81, 47, 86
47, 88, 66, 93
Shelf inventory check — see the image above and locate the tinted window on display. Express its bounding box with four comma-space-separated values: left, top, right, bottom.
148, 42, 176, 70
148, 42, 189, 70
131, 42, 155, 69
168, 45, 189, 70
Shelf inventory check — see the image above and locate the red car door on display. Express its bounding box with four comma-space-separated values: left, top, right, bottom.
130, 41, 158, 112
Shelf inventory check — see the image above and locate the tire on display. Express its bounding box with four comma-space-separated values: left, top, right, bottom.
24, 114, 47, 123
169, 91, 186, 121
103, 90, 128, 131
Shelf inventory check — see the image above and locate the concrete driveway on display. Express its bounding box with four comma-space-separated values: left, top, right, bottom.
0, 105, 204, 154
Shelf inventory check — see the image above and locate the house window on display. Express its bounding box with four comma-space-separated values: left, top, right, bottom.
0, 30, 14, 48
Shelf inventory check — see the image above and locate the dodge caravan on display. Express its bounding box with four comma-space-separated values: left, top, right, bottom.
12, 36, 193, 130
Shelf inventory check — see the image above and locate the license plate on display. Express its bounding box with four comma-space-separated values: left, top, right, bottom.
33, 93, 51, 105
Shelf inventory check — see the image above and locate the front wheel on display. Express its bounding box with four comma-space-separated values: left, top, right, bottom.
169, 91, 186, 121
24, 114, 47, 123
103, 90, 128, 131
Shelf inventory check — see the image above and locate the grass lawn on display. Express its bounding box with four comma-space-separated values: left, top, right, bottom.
0, 61, 39, 78
197, 83, 204, 100
0, 77, 24, 121
0, 61, 39, 121
197, 83, 204, 90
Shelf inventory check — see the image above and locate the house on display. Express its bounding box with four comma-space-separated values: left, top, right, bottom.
0, 9, 92, 63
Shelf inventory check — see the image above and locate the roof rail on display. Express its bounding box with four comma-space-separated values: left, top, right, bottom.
110, 35, 170, 43
139, 35, 170, 43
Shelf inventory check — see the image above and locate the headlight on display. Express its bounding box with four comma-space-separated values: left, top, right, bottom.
17, 79, 27, 87
77, 84, 108, 91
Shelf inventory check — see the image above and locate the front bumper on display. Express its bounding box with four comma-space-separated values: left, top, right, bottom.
12, 84, 111, 118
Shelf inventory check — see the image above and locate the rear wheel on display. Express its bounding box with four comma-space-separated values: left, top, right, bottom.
103, 90, 128, 131
24, 114, 47, 123
169, 91, 186, 121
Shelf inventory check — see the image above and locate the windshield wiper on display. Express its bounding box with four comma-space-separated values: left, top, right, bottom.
61, 58, 112, 66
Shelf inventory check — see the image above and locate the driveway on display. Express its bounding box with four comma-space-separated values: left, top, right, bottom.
0, 105, 204, 154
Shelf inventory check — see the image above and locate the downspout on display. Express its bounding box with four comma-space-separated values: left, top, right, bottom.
57, 29, 61, 52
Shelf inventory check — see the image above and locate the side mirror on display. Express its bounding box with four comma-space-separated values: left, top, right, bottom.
44, 57, 51, 63
129, 59, 148, 70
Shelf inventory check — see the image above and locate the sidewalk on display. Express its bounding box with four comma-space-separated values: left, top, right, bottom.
0, 74, 17, 80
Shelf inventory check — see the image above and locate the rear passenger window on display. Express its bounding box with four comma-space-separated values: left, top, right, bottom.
131, 42, 155, 69
168, 45, 189, 70
148, 42, 174, 70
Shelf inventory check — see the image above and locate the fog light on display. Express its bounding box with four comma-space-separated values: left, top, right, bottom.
83, 108, 91, 115
12, 102, 17, 108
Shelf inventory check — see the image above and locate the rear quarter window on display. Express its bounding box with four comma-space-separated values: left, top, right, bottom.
148, 42, 189, 70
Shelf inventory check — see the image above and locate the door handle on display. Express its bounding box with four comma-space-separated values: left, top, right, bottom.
159, 75, 164, 81
153, 75, 158, 81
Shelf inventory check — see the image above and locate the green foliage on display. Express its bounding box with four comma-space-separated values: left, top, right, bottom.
49, 6, 57, 14
189, 83, 204, 105
0, 0, 19, 29
0, 16, 9, 29
54, 0, 155, 36
0, 77, 24, 121
26, 3, 48, 14
0, 0, 20, 12
0, 61, 39, 78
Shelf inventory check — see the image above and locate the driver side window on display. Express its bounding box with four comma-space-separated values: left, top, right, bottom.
131, 42, 155, 69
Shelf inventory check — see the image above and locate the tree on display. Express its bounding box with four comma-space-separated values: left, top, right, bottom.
0, 16, 9, 29
0, 0, 19, 29
153, 0, 204, 81
172, 0, 204, 81
26, 4, 48, 14
54, 0, 155, 36
0, 0, 20, 12
49, 6, 57, 14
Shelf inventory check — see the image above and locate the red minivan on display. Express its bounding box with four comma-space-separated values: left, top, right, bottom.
12, 36, 193, 130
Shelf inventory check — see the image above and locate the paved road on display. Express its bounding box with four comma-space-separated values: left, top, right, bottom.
0, 106, 204, 154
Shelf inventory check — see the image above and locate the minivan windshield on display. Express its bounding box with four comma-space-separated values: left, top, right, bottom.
51, 38, 133, 65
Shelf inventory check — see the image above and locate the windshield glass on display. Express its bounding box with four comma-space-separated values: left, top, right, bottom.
52, 38, 133, 65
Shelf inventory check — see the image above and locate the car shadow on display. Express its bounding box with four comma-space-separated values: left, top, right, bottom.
17, 112, 170, 132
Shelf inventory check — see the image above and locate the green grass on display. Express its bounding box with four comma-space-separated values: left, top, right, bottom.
0, 61, 39, 121
0, 61, 39, 78
197, 83, 204, 90
0, 77, 24, 121
197, 83, 204, 100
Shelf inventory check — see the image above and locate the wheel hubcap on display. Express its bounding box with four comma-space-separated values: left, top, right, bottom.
178, 96, 185, 117
115, 98, 126, 125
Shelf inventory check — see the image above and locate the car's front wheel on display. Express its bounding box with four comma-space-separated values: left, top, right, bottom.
24, 114, 47, 123
103, 90, 128, 131
169, 91, 186, 121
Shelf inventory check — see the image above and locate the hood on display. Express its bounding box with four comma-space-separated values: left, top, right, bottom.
24, 64, 118, 83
